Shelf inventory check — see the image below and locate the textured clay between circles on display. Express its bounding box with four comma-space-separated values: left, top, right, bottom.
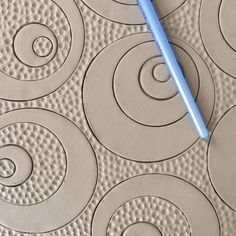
0, 0, 235, 235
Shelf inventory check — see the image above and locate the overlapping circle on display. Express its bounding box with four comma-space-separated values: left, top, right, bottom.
0, 0, 84, 100
208, 106, 236, 211
83, 33, 214, 162
0, 109, 97, 233
200, 0, 236, 78
92, 174, 220, 236
81, 0, 186, 24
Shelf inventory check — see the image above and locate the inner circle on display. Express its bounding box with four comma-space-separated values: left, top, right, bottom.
0, 158, 16, 178
123, 222, 162, 236
33, 36, 53, 57
153, 63, 171, 82
139, 57, 178, 101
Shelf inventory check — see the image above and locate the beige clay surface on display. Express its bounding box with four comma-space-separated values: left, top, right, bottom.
0, 0, 235, 235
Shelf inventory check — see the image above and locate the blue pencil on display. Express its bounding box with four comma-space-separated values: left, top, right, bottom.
137, 0, 208, 139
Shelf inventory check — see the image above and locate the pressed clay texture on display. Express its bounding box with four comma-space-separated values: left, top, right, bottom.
0, 0, 235, 235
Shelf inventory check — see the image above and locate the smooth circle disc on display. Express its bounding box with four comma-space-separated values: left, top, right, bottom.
92, 174, 220, 236
81, 0, 186, 24
83, 33, 214, 162
200, 0, 236, 78
0, 109, 97, 233
123, 223, 162, 236
208, 106, 236, 210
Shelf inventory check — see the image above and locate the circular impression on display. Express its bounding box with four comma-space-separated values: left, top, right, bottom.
0, 0, 84, 100
0, 158, 16, 178
0, 109, 97, 233
14, 24, 57, 67
0, 146, 32, 186
81, 0, 186, 24
200, 0, 236, 78
122, 222, 162, 236
92, 174, 220, 236
33, 36, 54, 58
83, 33, 214, 162
208, 106, 236, 210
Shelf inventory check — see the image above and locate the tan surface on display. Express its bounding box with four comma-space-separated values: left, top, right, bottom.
0, 0, 235, 235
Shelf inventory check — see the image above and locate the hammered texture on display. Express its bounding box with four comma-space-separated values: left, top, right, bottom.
0, 0, 235, 235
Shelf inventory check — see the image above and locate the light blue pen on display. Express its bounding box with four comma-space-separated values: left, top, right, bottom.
137, 0, 208, 139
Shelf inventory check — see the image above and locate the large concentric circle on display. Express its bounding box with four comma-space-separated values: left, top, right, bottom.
82, 0, 186, 24
200, 0, 236, 78
0, 0, 84, 100
92, 174, 220, 236
83, 33, 214, 162
0, 109, 97, 233
208, 106, 236, 210
114, 41, 199, 127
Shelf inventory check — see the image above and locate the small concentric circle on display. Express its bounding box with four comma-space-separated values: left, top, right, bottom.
153, 63, 171, 82
33, 36, 53, 58
81, 0, 186, 24
83, 33, 214, 162
139, 57, 177, 100
0, 109, 97, 233
200, 0, 236, 78
0, 0, 84, 100
0, 158, 16, 178
92, 174, 220, 236
208, 106, 236, 210
14, 23, 57, 68
0, 145, 33, 187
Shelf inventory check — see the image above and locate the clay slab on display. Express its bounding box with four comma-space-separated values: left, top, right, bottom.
0, 0, 235, 235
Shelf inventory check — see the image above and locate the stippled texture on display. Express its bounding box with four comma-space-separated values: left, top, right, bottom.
0, 0, 235, 235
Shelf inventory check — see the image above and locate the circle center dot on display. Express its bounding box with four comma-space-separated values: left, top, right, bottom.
0, 158, 15, 178
33, 36, 53, 57
153, 63, 171, 83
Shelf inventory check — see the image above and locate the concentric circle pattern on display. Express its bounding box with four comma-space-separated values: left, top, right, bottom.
0, 109, 97, 233
83, 33, 214, 162
200, 0, 236, 78
0, 0, 84, 100
81, 0, 186, 24
208, 106, 236, 211
0, 0, 236, 235
92, 174, 220, 236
